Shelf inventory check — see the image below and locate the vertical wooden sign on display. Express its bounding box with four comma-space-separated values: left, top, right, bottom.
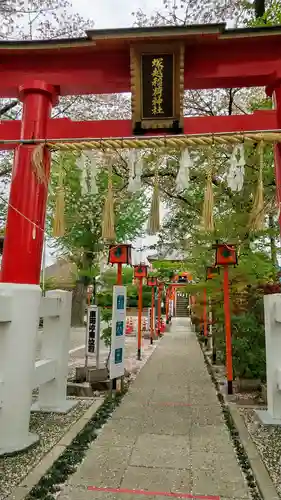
130, 43, 185, 134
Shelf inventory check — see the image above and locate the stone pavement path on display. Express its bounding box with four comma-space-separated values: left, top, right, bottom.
57, 319, 250, 500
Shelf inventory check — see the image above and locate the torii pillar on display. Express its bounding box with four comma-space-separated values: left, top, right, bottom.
267, 81, 281, 235
1, 81, 57, 285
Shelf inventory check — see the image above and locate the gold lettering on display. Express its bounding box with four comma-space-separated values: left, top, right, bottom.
151, 57, 164, 115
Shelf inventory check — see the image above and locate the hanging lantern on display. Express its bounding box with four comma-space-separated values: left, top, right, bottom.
158, 281, 164, 291
147, 276, 158, 287
134, 264, 148, 279
206, 266, 220, 280
108, 244, 132, 265
213, 243, 237, 267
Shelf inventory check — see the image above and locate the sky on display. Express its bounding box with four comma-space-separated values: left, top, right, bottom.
44, 1, 167, 267
71, 0, 163, 29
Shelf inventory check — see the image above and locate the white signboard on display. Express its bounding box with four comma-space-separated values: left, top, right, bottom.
147, 307, 151, 330
110, 285, 127, 380
148, 307, 156, 330
169, 300, 174, 318
85, 305, 100, 368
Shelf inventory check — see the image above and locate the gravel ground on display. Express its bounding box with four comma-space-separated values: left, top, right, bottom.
0, 334, 157, 500
239, 407, 281, 498
0, 398, 95, 500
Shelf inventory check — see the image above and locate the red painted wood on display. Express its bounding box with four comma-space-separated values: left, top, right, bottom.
151, 286, 155, 342
117, 263, 122, 286
0, 111, 277, 150
137, 277, 143, 359
87, 486, 220, 499
1, 81, 57, 284
203, 287, 208, 338
0, 34, 280, 96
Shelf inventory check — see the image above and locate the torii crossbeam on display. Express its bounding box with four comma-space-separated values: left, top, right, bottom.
1, 23, 281, 285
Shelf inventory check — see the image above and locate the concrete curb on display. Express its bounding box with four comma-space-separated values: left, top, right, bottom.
8, 398, 104, 500
228, 403, 280, 500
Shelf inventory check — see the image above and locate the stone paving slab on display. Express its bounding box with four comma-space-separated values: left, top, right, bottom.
57, 318, 250, 500
130, 433, 191, 469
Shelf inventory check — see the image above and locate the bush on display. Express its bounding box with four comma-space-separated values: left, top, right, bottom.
215, 310, 266, 381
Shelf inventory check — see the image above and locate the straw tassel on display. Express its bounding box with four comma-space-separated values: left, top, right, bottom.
102, 157, 116, 241
202, 170, 214, 232
249, 141, 264, 231
31, 144, 48, 187
147, 166, 160, 235
53, 161, 65, 237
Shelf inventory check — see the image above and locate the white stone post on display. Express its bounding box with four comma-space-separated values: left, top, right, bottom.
32, 290, 76, 413
256, 293, 281, 424
0, 284, 41, 455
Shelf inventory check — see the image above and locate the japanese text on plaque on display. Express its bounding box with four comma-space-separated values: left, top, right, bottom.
151, 57, 164, 115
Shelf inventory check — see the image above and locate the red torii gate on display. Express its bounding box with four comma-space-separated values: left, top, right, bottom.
1, 23, 281, 285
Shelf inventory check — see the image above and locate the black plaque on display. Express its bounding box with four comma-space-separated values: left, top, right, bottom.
141, 53, 174, 120
88, 309, 96, 353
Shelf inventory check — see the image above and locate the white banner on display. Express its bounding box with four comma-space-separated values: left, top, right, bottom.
110, 285, 127, 379
147, 307, 151, 330
169, 300, 174, 317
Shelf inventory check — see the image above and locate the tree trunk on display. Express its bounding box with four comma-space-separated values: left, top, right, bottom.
255, 0, 265, 19
71, 279, 87, 327
269, 215, 278, 266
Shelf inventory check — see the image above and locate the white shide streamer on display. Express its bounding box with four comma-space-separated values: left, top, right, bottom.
85, 151, 98, 195
175, 148, 192, 193
134, 155, 143, 191
76, 153, 87, 195
127, 150, 142, 193
227, 144, 245, 192
127, 150, 137, 192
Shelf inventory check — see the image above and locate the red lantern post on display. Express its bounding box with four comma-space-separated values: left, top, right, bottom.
108, 244, 132, 286
203, 287, 208, 345
157, 282, 164, 336
165, 285, 171, 324
134, 264, 148, 359
213, 243, 237, 395
206, 265, 219, 359
147, 276, 158, 345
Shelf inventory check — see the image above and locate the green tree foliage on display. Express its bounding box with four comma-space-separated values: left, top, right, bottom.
47, 153, 148, 325
149, 260, 184, 281
97, 267, 152, 309
48, 153, 148, 268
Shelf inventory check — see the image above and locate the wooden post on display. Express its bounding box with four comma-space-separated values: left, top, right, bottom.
165, 287, 169, 324
203, 287, 208, 346
113, 262, 123, 387
208, 295, 213, 351
157, 285, 162, 336
1, 82, 57, 284
223, 266, 233, 395
117, 263, 122, 286
137, 277, 143, 360
150, 286, 155, 345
